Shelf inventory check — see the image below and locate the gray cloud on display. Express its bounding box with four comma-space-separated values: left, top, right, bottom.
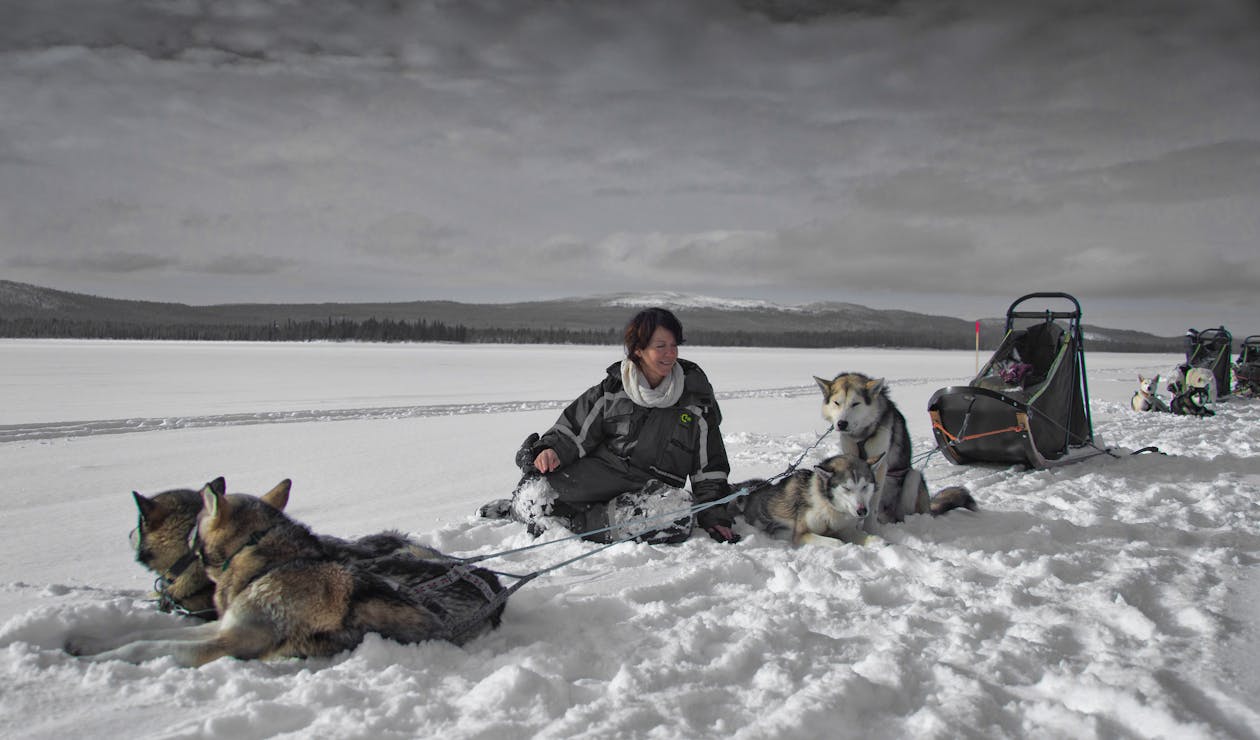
1, 0, 1257, 333
197, 255, 295, 276
1062, 140, 1260, 206
7, 251, 177, 274
357, 213, 461, 259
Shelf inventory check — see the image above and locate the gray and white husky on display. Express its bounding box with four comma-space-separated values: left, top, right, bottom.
815, 372, 976, 527
737, 453, 884, 547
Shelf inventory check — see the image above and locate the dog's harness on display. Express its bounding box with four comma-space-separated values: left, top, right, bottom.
855, 438, 920, 520
190, 526, 273, 572
132, 517, 217, 620
383, 560, 522, 643
854, 440, 890, 478
151, 575, 217, 620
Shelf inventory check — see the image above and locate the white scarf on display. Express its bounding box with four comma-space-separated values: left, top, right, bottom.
621, 359, 685, 408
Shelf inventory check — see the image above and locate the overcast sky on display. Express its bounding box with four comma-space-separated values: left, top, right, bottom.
1, 0, 1257, 335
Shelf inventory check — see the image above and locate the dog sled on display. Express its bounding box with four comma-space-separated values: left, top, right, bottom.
1235, 335, 1260, 397
928, 292, 1098, 469
1176, 326, 1233, 400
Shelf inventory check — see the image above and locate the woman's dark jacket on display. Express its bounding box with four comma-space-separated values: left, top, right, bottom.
532, 359, 732, 526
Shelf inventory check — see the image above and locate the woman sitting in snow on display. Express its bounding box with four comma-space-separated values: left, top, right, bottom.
479, 307, 739, 544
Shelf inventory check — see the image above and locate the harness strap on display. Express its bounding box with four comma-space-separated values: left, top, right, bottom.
441, 570, 540, 642
386, 560, 533, 643
164, 552, 199, 581
408, 562, 500, 603
151, 575, 217, 619
193, 527, 273, 572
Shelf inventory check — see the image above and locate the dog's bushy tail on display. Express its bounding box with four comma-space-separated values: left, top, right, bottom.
930, 486, 977, 516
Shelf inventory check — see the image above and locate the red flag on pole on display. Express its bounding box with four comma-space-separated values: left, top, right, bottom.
975, 321, 981, 373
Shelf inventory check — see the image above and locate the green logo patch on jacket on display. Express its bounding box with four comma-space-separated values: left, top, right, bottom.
679, 412, 694, 424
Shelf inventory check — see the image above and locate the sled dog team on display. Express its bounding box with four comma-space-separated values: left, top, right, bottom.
68, 370, 976, 667
71, 476, 506, 667
1131, 366, 1217, 418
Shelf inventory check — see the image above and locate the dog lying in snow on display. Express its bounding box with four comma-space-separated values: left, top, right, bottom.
736, 453, 883, 547
71, 478, 506, 666
1131, 374, 1170, 413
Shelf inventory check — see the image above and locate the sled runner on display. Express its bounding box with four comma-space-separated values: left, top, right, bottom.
928, 292, 1099, 469
1236, 335, 1260, 397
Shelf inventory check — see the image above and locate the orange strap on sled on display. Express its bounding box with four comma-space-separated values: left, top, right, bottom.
930, 410, 1027, 444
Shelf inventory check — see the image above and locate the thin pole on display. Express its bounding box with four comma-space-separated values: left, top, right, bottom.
975, 320, 980, 374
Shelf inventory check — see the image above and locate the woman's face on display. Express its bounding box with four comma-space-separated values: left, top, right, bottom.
635, 326, 678, 387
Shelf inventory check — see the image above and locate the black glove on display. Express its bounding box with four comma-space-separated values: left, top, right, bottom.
704, 524, 741, 544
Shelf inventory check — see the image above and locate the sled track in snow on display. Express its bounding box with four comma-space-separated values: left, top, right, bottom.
0, 386, 820, 443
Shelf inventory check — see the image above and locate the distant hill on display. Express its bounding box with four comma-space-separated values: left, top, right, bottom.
0, 281, 1180, 352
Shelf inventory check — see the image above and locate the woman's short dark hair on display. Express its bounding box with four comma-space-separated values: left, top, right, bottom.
624, 307, 685, 361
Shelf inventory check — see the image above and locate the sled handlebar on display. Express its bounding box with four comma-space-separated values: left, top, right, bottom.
1006, 292, 1082, 321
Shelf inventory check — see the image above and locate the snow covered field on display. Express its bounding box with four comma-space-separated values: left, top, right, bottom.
2, 339, 1258, 739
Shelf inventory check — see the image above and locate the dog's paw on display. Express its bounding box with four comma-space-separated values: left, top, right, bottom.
797, 532, 846, 548
74, 641, 152, 665
64, 630, 130, 657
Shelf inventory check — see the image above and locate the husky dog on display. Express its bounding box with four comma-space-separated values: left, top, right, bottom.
130, 478, 236, 620
131, 478, 441, 620
75, 482, 505, 666
1167, 365, 1218, 404
737, 453, 884, 548
1166, 365, 1218, 417
1170, 386, 1216, 417
815, 373, 976, 527
1131, 374, 1170, 413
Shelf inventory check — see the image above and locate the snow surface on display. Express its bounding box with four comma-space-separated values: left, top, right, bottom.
2, 339, 1259, 739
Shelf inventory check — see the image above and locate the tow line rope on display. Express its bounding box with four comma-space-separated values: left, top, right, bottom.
415, 426, 839, 635
152, 576, 217, 620
456, 425, 835, 573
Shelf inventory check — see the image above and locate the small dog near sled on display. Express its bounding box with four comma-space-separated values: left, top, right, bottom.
130, 477, 444, 620
814, 373, 976, 529
1131, 374, 1171, 413
71, 479, 506, 667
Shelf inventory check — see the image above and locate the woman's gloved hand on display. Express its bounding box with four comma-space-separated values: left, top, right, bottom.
704, 524, 741, 544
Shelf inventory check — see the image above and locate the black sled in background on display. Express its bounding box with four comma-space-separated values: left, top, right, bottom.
927, 292, 1101, 469
1235, 335, 1260, 397
1180, 326, 1232, 401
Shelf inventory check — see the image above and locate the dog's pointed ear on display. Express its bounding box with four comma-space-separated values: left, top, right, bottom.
813, 465, 834, 482
261, 479, 291, 511
201, 483, 229, 524
814, 376, 833, 397
1152, 374, 1159, 385
207, 477, 226, 496
866, 377, 886, 395
132, 491, 157, 519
